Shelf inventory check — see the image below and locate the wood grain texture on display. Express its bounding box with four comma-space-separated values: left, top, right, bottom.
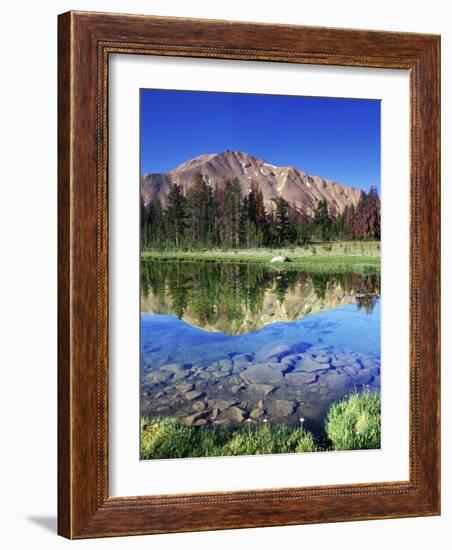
57, 10, 440, 539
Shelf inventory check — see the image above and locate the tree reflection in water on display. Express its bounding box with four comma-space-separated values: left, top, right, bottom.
140, 260, 380, 335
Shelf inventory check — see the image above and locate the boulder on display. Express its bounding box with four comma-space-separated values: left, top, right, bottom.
250, 408, 264, 419
222, 406, 247, 423
270, 255, 290, 263
193, 419, 208, 427
179, 415, 196, 427
179, 411, 209, 427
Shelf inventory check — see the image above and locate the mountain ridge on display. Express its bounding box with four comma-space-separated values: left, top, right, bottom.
141, 150, 364, 218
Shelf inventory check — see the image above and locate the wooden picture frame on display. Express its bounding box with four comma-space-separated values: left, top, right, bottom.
58, 10, 440, 538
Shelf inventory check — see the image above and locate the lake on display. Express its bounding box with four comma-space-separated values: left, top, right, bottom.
140, 260, 380, 439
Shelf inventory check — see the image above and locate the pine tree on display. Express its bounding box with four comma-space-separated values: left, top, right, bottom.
206, 183, 219, 246
273, 196, 290, 245
345, 203, 356, 238
365, 186, 381, 239
165, 184, 186, 247
242, 182, 263, 247
296, 220, 311, 245
353, 191, 367, 238
221, 178, 243, 248
147, 198, 165, 248
253, 182, 268, 245
347, 187, 381, 240
186, 174, 213, 247
140, 195, 149, 250
313, 199, 331, 241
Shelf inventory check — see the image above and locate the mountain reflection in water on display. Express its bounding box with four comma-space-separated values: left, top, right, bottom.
140, 260, 380, 335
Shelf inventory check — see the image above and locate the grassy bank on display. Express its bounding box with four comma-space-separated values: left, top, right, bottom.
141, 391, 381, 460
141, 241, 380, 274
325, 390, 381, 450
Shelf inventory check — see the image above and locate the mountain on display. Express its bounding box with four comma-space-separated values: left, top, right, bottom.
141, 150, 363, 218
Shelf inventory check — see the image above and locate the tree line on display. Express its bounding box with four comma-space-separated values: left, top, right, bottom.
141, 175, 380, 250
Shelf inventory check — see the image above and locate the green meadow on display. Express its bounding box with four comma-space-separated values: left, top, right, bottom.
142, 240, 380, 274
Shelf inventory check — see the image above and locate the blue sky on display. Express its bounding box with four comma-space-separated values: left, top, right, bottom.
140, 89, 380, 193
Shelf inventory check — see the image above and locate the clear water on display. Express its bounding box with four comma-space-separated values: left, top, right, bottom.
140, 260, 380, 436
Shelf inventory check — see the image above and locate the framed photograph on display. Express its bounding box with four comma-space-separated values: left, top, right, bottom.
58, 11, 440, 538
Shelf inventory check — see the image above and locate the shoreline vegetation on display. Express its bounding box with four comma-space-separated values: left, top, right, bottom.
140, 391, 381, 460
141, 241, 380, 274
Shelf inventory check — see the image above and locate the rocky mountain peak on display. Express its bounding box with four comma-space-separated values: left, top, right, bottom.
141, 151, 363, 218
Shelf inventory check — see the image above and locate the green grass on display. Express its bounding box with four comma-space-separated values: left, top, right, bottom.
325, 390, 381, 451
140, 417, 318, 460
141, 241, 380, 274
140, 392, 381, 459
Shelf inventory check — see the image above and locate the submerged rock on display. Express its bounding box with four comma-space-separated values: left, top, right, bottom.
267, 399, 297, 418
285, 372, 317, 385
144, 370, 173, 384
246, 383, 276, 396
312, 353, 332, 364
232, 353, 254, 365
352, 370, 374, 386
185, 390, 205, 401
192, 401, 207, 412
296, 355, 330, 373
160, 363, 191, 372
213, 399, 238, 411
240, 365, 284, 384
175, 383, 194, 394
